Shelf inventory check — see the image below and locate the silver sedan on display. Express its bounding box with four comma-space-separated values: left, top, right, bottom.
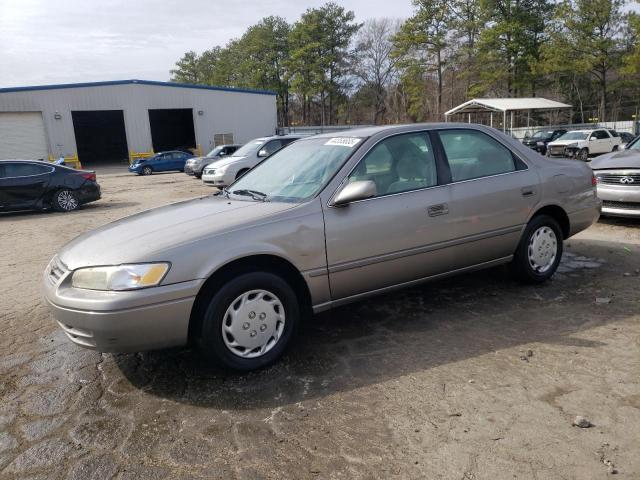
590, 137, 640, 217
43, 124, 600, 371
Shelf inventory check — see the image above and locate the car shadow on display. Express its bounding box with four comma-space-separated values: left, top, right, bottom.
598, 216, 640, 227
113, 239, 636, 410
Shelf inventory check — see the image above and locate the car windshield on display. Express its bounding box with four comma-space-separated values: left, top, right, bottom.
230, 139, 265, 157
227, 137, 363, 203
627, 138, 640, 150
532, 130, 554, 138
205, 146, 224, 158
558, 132, 588, 140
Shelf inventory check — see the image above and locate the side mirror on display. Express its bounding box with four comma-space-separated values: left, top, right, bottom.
257, 149, 268, 158
590, 137, 597, 141
332, 180, 377, 206
219, 152, 226, 156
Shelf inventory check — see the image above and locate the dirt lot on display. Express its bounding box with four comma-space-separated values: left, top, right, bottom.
1, 168, 639, 479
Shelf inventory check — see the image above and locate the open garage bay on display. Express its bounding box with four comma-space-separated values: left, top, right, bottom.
0, 170, 639, 479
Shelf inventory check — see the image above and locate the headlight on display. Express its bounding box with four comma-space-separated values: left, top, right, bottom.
71, 263, 170, 291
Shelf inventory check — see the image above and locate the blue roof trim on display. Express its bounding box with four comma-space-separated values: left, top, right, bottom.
0, 79, 277, 96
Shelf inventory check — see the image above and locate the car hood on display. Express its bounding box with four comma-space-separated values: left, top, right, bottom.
589, 149, 640, 170
58, 196, 295, 270
206, 156, 248, 169
548, 139, 584, 146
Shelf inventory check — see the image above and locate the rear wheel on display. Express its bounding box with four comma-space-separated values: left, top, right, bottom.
511, 215, 563, 283
52, 189, 79, 212
612, 145, 619, 152
197, 271, 300, 371
578, 148, 589, 161
142, 166, 153, 175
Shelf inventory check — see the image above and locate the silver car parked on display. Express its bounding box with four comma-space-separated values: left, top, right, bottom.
44, 124, 600, 371
590, 136, 640, 217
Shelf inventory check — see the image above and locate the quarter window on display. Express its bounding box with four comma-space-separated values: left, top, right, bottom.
438, 130, 516, 182
348, 132, 437, 196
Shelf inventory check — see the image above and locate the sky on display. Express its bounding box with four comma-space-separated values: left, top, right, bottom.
0, 0, 414, 88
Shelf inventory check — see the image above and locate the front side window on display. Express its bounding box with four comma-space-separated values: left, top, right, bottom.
439, 130, 516, 182
348, 132, 437, 196
228, 137, 362, 203
262, 140, 283, 156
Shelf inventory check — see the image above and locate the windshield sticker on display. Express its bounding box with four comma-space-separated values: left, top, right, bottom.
325, 137, 362, 148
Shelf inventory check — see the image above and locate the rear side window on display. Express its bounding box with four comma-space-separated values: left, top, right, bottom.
438, 130, 516, 182
3, 163, 52, 178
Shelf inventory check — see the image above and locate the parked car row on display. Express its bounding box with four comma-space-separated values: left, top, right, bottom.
523, 128, 636, 161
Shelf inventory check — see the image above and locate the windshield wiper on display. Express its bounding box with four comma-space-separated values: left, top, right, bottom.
231, 189, 269, 201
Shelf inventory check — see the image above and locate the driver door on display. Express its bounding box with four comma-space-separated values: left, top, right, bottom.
322, 131, 455, 300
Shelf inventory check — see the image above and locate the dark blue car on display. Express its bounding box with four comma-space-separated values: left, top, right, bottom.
128, 151, 194, 175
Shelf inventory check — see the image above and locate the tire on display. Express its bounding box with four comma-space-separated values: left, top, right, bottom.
198, 271, 300, 371
194, 173, 202, 179
612, 145, 619, 152
142, 166, 153, 175
236, 169, 250, 180
52, 189, 80, 212
578, 148, 589, 161
511, 215, 563, 284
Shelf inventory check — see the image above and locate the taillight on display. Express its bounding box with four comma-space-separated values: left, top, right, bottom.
78, 172, 96, 182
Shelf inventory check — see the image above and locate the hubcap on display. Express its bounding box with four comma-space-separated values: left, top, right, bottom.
58, 191, 78, 211
527, 226, 558, 273
221, 289, 285, 358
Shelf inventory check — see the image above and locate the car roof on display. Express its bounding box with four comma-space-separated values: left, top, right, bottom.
0, 159, 49, 163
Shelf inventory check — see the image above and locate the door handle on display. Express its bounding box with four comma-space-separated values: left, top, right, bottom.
521, 187, 536, 197
428, 203, 449, 217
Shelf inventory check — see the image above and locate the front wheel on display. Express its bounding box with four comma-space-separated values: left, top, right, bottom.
578, 148, 589, 161
52, 189, 80, 212
198, 272, 300, 371
511, 215, 563, 284
142, 166, 153, 175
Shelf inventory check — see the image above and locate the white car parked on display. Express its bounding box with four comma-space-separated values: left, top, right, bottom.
202, 135, 302, 187
547, 129, 622, 161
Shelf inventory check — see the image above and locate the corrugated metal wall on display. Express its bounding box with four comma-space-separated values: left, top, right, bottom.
0, 83, 277, 158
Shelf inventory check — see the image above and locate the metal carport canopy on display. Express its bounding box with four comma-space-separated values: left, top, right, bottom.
444, 97, 572, 132
444, 98, 572, 116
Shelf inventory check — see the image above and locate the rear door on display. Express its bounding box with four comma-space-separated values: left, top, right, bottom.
436, 128, 540, 269
0, 162, 53, 210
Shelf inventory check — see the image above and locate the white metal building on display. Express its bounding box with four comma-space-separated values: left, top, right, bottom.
0, 80, 277, 164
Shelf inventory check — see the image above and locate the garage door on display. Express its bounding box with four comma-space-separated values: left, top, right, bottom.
0, 112, 48, 160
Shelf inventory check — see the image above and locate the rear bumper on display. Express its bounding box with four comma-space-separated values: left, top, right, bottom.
568, 203, 601, 236
78, 183, 101, 204
43, 263, 203, 352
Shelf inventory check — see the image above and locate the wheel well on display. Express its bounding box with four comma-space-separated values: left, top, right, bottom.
187, 255, 312, 342
532, 205, 570, 239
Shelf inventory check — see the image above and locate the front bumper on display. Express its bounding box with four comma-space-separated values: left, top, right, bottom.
128, 165, 142, 174
43, 258, 203, 352
597, 183, 640, 217
202, 170, 232, 187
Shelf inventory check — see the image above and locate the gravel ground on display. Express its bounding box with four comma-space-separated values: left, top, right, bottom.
1, 168, 639, 479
